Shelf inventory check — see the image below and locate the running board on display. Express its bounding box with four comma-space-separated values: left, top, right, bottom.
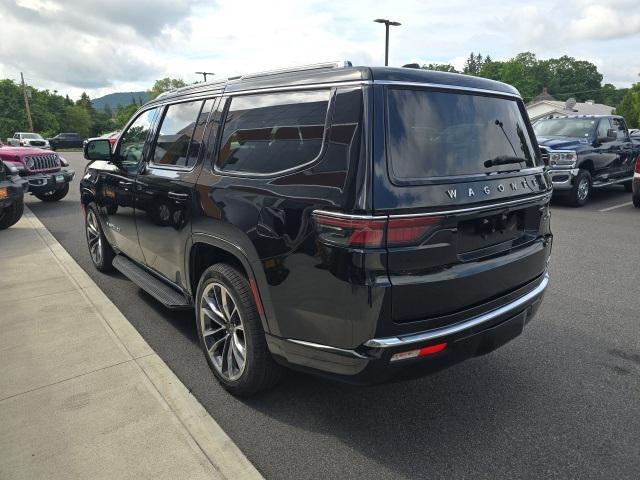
112, 255, 191, 309
593, 176, 633, 189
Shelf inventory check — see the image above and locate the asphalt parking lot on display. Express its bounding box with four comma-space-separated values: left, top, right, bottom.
26, 152, 640, 479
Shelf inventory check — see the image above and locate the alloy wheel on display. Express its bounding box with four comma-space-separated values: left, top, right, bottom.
577, 178, 590, 201
200, 282, 247, 381
86, 210, 102, 265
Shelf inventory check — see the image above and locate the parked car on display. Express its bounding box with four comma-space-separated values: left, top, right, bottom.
6, 132, 51, 149
534, 115, 640, 206
82, 63, 552, 395
0, 144, 74, 201
0, 158, 28, 229
48, 132, 85, 150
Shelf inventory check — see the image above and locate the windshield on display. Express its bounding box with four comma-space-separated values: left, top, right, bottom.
387, 88, 540, 180
533, 119, 595, 138
22, 133, 43, 139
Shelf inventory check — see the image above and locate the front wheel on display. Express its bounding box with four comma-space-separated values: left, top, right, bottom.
85, 204, 115, 272
633, 195, 640, 208
0, 198, 24, 230
35, 183, 69, 202
568, 170, 592, 207
196, 263, 284, 396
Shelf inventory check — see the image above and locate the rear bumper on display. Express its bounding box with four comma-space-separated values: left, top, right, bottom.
25, 168, 75, 194
268, 272, 549, 383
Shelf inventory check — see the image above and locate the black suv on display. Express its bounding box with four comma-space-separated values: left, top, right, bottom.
81, 63, 552, 395
49, 132, 84, 150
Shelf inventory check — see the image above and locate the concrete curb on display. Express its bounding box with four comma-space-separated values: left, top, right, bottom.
21, 207, 263, 480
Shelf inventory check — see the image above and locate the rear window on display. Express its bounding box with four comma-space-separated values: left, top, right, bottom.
387, 88, 540, 180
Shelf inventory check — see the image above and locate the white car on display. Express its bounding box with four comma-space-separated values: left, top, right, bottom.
6, 132, 51, 149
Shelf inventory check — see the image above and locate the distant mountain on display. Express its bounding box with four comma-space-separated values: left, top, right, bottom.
92, 91, 149, 110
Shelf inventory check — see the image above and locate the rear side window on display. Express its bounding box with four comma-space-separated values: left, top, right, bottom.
152, 100, 211, 168
387, 88, 541, 181
216, 90, 330, 174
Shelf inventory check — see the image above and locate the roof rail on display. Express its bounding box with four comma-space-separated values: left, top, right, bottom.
237, 61, 352, 81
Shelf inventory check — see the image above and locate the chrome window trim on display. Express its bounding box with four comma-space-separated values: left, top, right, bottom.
373, 80, 521, 99
364, 273, 549, 348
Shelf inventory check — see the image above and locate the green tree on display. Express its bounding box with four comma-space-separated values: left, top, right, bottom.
541, 55, 602, 102
615, 84, 640, 128
463, 52, 488, 76
114, 101, 139, 129
422, 63, 459, 73
147, 77, 186, 100
64, 104, 92, 137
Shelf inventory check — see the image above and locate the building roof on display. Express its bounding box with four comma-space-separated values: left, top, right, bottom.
526, 99, 615, 121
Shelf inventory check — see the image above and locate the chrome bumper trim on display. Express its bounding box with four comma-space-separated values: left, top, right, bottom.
285, 339, 368, 359
364, 273, 549, 348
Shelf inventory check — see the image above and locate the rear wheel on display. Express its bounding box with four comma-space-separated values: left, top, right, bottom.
35, 182, 69, 202
85, 204, 115, 272
633, 195, 640, 208
0, 197, 24, 230
196, 263, 284, 396
568, 170, 591, 207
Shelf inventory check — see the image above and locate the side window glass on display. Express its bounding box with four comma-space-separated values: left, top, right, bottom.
611, 118, 626, 140
117, 108, 158, 170
216, 90, 330, 174
597, 119, 611, 139
152, 100, 210, 168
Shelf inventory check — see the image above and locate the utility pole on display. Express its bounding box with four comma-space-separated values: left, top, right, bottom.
195, 71, 215, 82
20, 72, 34, 132
373, 19, 401, 66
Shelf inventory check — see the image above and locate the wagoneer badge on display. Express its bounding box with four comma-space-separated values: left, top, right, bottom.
445, 178, 539, 199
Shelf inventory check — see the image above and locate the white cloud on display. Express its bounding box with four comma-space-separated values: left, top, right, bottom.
0, 0, 638, 99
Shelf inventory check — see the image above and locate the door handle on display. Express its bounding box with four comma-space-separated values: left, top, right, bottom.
168, 192, 188, 201
118, 181, 133, 186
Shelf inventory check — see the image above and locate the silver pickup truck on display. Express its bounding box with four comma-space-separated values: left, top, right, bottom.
6, 132, 51, 149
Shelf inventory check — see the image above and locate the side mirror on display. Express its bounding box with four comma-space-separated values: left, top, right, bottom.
607, 129, 618, 141
84, 138, 112, 161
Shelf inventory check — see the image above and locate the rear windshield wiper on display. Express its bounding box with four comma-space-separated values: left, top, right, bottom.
484, 155, 529, 168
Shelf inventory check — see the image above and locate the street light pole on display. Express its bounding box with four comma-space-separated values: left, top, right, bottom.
374, 19, 401, 66
195, 71, 215, 82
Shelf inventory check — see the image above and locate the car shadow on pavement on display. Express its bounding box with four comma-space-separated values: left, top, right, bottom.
239, 349, 544, 478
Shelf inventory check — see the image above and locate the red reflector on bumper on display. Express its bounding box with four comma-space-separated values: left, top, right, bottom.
390, 342, 448, 362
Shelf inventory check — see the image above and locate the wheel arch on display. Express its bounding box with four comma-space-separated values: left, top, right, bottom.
187, 233, 277, 335
578, 158, 594, 175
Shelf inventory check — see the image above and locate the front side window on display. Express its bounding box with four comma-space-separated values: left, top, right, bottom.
611, 118, 627, 140
217, 90, 330, 174
116, 108, 158, 169
533, 118, 596, 139
152, 100, 211, 168
387, 88, 541, 180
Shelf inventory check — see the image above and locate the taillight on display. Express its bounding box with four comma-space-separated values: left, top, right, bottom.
635, 155, 640, 174
313, 213, 386, 248
390, 342, 448, 362
313, 212, 442, 248
387, 216, 441, 246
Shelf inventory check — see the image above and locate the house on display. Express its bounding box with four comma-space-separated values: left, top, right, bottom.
526, 88, 614, 123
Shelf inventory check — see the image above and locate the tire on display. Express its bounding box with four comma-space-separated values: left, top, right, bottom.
85, 203, 115, 272
0, 197, 24, 230
623, 180, 633, 193
568, 169, 592, 207
196, 263, 284, 396
35, 182, 69, 202
633, 195, 640, 208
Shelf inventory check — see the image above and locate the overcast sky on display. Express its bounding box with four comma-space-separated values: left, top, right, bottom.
0, 0, 638, 100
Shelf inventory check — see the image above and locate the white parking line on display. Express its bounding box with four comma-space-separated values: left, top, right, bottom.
599, 202, 633, 212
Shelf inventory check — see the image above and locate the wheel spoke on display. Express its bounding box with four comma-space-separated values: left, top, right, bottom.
208, 334, 227, 356
203, 300, 226, 328
233, 331, 246, 358
202, 325, 224, 337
